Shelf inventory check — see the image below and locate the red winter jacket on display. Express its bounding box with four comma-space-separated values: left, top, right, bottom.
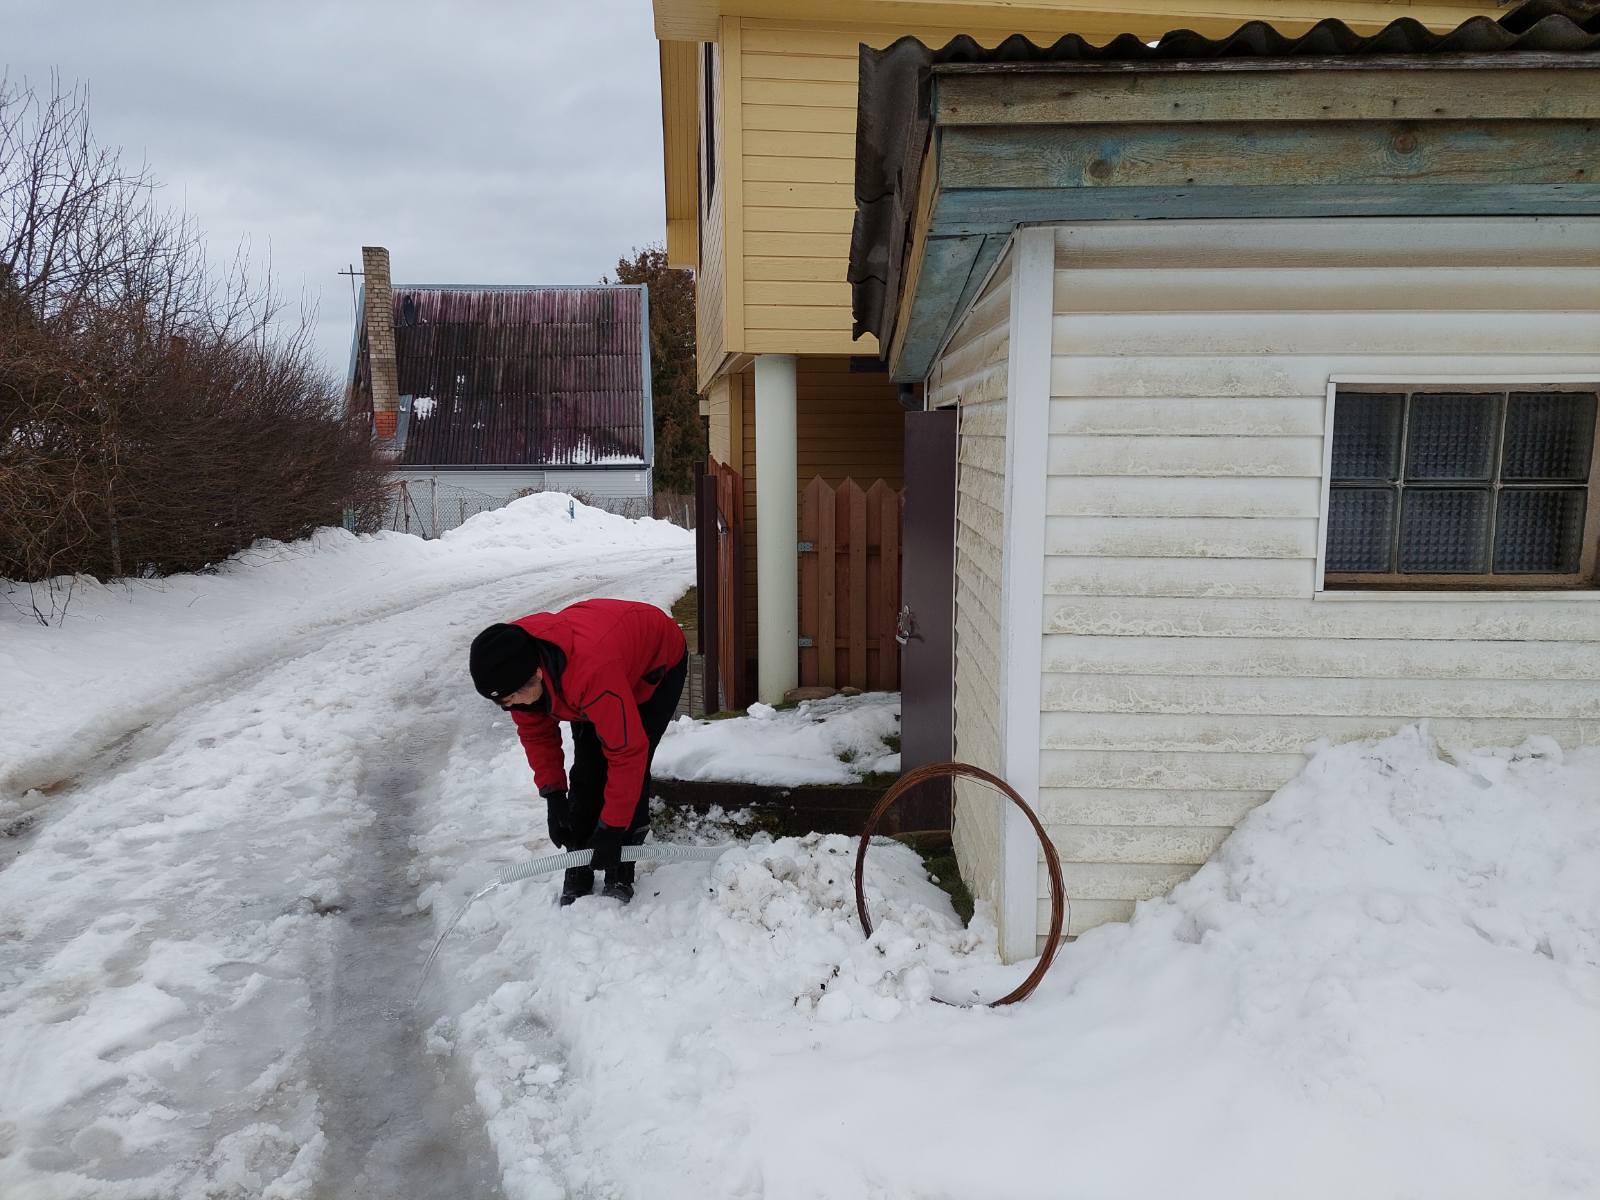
508, 599, 687, 827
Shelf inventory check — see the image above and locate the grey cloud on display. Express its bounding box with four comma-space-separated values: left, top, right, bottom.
6, 0, 665, 378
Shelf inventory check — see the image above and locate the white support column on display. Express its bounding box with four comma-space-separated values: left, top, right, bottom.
754, 353, 799, 703
998, 227, 1055, 963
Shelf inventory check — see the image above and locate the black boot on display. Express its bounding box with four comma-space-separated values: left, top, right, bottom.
559, 867, 594, 907
601, 860, 635, 904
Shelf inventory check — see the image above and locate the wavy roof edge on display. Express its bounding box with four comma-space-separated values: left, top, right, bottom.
848, 0, 1600, 343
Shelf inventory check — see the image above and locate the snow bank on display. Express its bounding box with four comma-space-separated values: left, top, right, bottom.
0, 494, 690, 806
427, 726, 1600, 1199
653, 692, 901, 786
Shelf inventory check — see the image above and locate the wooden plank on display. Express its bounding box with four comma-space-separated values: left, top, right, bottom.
893, 232, 1006, 385
1048, 435, 1325, 478
1045, 515, 1319, 560
746, 305, 854, 331
746, 256, 853, 282
1048, 396, 1326, 438
745, 230, 852, 258
1049, 217, 1600, 269
1043, 595, 1600, 642
743, 129, 857, 160
744, 180, 855, 210
1043, 555, 1317, 598
1052, 267, 1600, 315
1041, 634, 1600, 682
746, 279, 852, 305
1052, 311, 1600, 359
744, 154, 854, 185
1042, 749, 1310, 791
1049, 353, 1600, 400
939, 122, 1598, 193
1038, 787, 1266, 827
742, 103, 856, 135
742, 78, 855, 109
1040, 674, 1600, 719
1040, 711, 1600, 752
1046, 822, 1233, 866
937, 69, 1600, 127
931, 183, 1600, 240
740, 50, 859, 84
799, 477, 823, 687
721, 16, 746, 353
844, 479, 869, 689
817, 478, 837, 688
864, 479, 884, 690
744, 206, 854, 233
1046, 475, 1323, 519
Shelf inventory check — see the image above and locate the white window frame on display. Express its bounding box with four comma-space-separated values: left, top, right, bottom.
1317, 374, 1600, 600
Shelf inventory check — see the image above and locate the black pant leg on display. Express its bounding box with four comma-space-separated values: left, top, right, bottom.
609, 655, 689, 883
567, 720, 608, 850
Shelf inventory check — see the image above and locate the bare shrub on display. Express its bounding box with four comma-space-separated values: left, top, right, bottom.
0, 76, 385, 618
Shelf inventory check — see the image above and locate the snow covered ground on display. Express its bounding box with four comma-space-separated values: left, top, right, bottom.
653, 692, 902, 786
4, 496, 1600, 1199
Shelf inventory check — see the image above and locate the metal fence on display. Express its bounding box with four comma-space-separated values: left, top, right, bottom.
374, 480, 697, 540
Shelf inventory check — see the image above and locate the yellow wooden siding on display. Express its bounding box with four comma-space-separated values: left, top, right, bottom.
706, 375, 733, 463
696, 40, 729, 392
739, 19, 1070, 359
797, 357, 906, 488
661, 41, 700, 268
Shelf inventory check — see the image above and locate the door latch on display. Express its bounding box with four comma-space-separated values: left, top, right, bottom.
895, 604, 921, 646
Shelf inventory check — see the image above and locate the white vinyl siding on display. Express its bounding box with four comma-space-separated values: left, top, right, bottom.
1040, 216, 1600, 938
928, 251, 1012, 912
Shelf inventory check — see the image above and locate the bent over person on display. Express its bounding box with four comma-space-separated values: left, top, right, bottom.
469, 598, 688, 906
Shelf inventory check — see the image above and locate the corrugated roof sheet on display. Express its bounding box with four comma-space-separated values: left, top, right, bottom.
849, 0, 1600, 341
389, 285, 648, 468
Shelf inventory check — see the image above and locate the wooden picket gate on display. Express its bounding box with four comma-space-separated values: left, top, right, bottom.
799, 476, 903, 691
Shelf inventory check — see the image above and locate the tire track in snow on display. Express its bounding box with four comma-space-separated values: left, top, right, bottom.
0, 549, 691, 1198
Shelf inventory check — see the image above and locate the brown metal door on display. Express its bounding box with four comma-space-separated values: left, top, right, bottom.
898, 408, 957, 827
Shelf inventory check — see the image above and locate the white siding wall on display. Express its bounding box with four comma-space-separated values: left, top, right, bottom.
928, 251, 1013, 911
1042, 216, 1600, 939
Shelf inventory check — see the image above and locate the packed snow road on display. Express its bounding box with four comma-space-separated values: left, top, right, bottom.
0, 523, 693, 1198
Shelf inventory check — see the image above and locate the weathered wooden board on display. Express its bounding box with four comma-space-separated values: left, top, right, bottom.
1043, 555, 1318, 598
940, 122, 1598, 192
1043, 712, 1600, 754
1045, 515, 1319, 560
1045, 823, 1234, 866
1048, 434, 1325, 477
1049, 396, 1327, 437
1046, 475, 1324, 518
1038, 787, 1268, 827
1043, 595, 1600, 641
1041, 634, 1600, 680
1041, 674, 1600, 719
937, 70, 1600, 127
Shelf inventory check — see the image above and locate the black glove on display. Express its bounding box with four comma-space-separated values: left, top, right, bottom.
588, 822, 627, 873
541, 788, 571, 849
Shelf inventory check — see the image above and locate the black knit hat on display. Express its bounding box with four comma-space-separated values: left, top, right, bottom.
469, 623, 540, 701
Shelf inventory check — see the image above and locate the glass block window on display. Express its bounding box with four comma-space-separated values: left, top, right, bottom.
1325, 386, 1599, 587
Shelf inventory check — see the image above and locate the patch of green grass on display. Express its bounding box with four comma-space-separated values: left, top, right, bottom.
913, 844, 974, 925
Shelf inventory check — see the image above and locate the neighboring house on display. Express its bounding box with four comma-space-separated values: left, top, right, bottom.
347, 247, 653, 532
848, 0, 1600, 959
651, 0, 1500, 712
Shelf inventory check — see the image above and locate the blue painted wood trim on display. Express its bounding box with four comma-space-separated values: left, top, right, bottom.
930, 183, 1600, 236
892, 233, 1008, 383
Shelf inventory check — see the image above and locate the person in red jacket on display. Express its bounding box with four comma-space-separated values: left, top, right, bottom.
469, 598, 688, 906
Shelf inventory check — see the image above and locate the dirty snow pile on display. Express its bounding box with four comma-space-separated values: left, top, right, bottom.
652, 691, 901, 785
0, 492, 688, 805
420, 725, 1600, 1199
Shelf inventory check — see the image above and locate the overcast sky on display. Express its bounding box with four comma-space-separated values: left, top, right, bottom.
6, 0, 665, 378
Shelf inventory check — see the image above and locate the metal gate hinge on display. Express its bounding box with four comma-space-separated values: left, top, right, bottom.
798, 637, 815, 648
797, 541, 815, 553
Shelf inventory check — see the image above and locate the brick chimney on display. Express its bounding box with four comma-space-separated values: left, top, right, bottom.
362, 246, 400, 442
